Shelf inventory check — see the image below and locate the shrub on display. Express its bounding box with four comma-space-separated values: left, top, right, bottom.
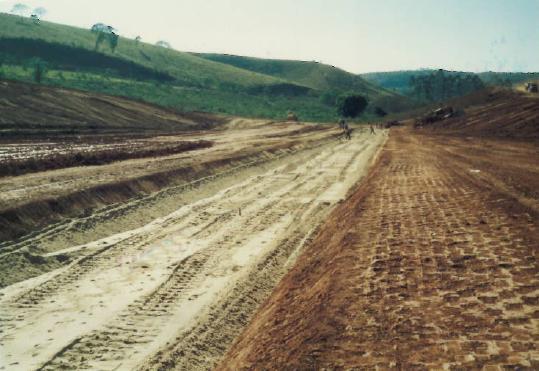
337, 94, 368, 118
374, 106, 387, 117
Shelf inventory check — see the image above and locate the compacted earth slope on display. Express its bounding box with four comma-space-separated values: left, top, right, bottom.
0, 80, 223, 136
423, 89, 539, 139
219, 108, 539, 368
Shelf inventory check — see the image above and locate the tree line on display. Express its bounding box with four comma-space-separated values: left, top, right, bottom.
410, 69, 485, 102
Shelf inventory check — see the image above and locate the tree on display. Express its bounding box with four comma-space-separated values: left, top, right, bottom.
337, 95, 368, 118
156, 40, 171, 48
108, 32, 119, 53
33, 7, 47, 18
94, 31, 106, 50
11, 3, 30, 18
374, 106, 387, 117
91, 23, 108, 33
135, 36, 142, 44
91, 23, 118, 52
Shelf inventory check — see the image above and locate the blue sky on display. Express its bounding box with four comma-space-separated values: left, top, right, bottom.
1, 0, 538, 73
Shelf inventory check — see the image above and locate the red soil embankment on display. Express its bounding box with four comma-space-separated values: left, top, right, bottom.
219, 128, 539, 369
423, 90, 539, 139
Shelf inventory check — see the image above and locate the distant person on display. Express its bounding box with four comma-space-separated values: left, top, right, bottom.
343, 121, 351, 140
370, 124, 375, 135
345, 127, 352, 140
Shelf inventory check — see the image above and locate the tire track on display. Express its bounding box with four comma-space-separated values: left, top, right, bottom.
0, 132, 384, 370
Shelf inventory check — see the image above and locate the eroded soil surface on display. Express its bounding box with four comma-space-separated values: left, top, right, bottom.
220, 127, 539, 370
0, 80, 223, 136
0, 128, 386, 370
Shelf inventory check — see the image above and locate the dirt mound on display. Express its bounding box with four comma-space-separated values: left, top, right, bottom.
419, 90, 539, 139
0, 80, 226, 137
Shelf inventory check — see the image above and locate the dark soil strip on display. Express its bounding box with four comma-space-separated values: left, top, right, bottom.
0, 140, 213, 177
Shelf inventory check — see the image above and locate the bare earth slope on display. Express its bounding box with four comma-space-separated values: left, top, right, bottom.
219, 127, 539, 369
424, 90, 539, 140
0, 80, 225, 136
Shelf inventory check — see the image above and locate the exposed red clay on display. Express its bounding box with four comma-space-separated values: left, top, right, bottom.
218, 127, 539, 370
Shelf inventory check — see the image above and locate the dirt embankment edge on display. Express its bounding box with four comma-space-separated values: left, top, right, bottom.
216, 133, 390, 369
0, 137, 337, 244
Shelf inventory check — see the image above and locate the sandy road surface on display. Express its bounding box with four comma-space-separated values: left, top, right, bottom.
220, 128, 539, 369
0, 121, 337, 286
0, 121, 329, 211
0, 130, 385, 370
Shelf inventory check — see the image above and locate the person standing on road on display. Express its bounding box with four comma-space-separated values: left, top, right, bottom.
370, 124, 376, 135
338, 119, 348, 140
343, 121, 351, 140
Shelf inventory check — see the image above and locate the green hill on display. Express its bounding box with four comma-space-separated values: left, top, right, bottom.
0, 13, 287, 90
196, 53, 392, 97
0, 13, 411, 122
362, 69, 539, 95
196, 53, 418, 116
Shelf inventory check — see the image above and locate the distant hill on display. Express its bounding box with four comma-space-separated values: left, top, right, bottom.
0, 13, 412, 122
196, 53, 418, 116
196, 53, 393, 98
362, 69, 539, 95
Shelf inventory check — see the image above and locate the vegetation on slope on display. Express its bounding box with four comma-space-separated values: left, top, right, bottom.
196, 53, 419, 115
362, 69, 539, 96
196, 53, 391, 97
0, 13, 413, 122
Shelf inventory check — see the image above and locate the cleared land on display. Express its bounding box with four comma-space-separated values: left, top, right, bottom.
219, 127, 539, 369
0, 101, 386, 369
0, 80, 224, 136
1, 80, 538, 370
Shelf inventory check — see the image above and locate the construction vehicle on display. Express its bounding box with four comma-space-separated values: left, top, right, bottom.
287, 111, 299, 122
525, 82, 538, 93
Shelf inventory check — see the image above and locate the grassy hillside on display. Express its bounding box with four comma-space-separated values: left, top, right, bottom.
196, 53, 392, 97
0, 13, 286, 90
197, 53, 418, 115
0, 13, 411, 122
477, 72, 539, 86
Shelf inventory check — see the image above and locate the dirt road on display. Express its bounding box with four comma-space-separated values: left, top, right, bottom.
0, 121, 336, 286
0, 129, 386, 370
220, 128, 539, 369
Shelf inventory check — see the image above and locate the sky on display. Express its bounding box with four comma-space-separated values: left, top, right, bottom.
1, 0, 538, 74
